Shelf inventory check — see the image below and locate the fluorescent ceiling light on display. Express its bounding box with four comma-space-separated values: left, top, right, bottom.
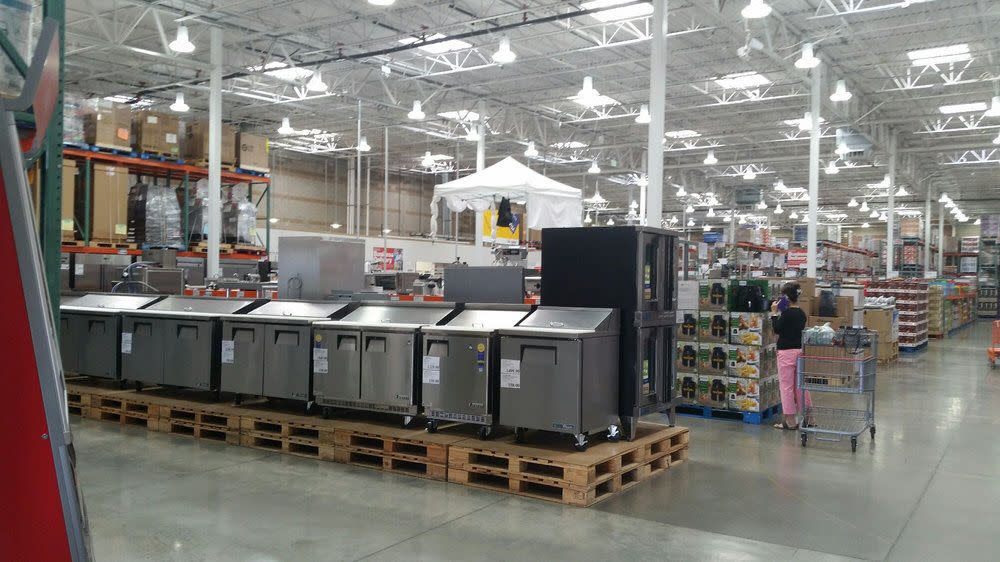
784, 114, 825, 129
168, 25, 195, 54
247, 61, 313, 82
269, 217, 279, 224
741, 0, 772, 19
723, 216, 732, 223
437, 110, 480, 122
524, 141, 539, 158
330, 223, 342, 229
492, 37, 516, 65
664, 129, 701, 139
939, 102, 987, 115
907, 43, 970, 67
795, 43, 820, 69
635, 104, 651, 124
862, 222, 870, 228
278, 117, 294, 135
399, 33, 472, 54
103, 94, 155, 108
581, 0, 654, 23
408, 101, 425, 120
169, 92, 189, 112
550, 141, 588, 149
830, 79, 852, 102
368, 0, 396, 5
714, 71, 771, 90
703, 150, 718, 165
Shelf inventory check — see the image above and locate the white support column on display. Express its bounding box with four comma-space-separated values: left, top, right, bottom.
938, 203, 944, 277
474, 119, 485, 246
206, 26, 223, 278
383, 127, 389, 239
356, 100, 363, 237
639, 151, 648, 222
924, 181, 932, 276
887, 133, 897, 277
806, 64, 822, 278
644, 0, 667, 227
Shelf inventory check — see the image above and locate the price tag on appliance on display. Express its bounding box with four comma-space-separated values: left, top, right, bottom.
500, 359, 521, 389
121, 332, 133, 354
221, 340, 235, 364
422, 356, 441, 384
313, 347, 329, 374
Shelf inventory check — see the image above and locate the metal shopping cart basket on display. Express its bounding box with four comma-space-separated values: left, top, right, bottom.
797, 327, 877, 452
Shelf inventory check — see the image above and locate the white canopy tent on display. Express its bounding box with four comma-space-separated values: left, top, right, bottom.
430, 156, 583, 238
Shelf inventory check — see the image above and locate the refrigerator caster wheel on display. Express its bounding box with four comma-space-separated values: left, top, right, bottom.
232, 394, 243, 406
426, 420, 439, 433
851, 437, 858, 453
870, 426, 876, 439
118, 379, 128, 390
514, 428, 525, 443
134, 381, 143, 392
321, 407, 331, 420
573, 433, 589, 452
801, 433, 807, 447
477, 426, 493, 440
606, 425, 621, 442
213, 389, 222, 402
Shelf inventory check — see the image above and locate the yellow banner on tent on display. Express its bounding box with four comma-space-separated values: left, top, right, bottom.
482, 209, 521, 241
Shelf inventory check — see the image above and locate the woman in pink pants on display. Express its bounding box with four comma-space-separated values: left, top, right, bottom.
771, 282, 812, 430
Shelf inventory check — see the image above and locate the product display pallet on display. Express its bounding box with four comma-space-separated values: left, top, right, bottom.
65, 381, 688, 504
88, 239, 137, 250
675, 403, 782, 425
900, 341, 928, 353
447, 424, 689, 507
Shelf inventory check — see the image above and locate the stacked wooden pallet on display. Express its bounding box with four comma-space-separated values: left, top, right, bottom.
65, 381, 690, 505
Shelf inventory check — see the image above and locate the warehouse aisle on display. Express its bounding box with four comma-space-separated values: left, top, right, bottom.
73, 322, 997, 561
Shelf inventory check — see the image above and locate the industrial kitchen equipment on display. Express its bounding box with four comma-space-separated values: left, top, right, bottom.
279, 236, 365, 299
219, 300, 355, 410
312, 302, 460, 425
59, 293, 163, 382
444, 266, 525, 304
120, 296, 262, 394
541, 226, 678, 440
497, 306, 620, 451
421, 304, 533, 438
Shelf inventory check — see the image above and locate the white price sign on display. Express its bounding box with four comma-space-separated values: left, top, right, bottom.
500, 359, 521, 389
313, 347, 329, 374
221, 340, 235, 364
422, 356, 441, 384
121, 332, 133, 354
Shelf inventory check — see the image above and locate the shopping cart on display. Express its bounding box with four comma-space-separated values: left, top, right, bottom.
797, 327, 877, 452
987, 321, 1000, 368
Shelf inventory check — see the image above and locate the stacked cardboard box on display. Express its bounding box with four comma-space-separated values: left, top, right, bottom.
132, 111, 181, 157
83, 103, 132, 151
674, 280, 700, 405
863, 307, 898, 362
61, 160, 77, 239
89, 163, 130, 241
927, 284, 945, 336
728, 312, 778, 413
238, 133, 269, 172
184, 121, 238, 165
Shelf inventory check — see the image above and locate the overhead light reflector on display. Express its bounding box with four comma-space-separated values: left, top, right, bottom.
939, 102, 988, 115
278, 117, 294, 135
714, 71, 771, 90
635, 104, 651, 124
169, 92, 189, 112
168, 25, 195, 54
492, 37, 516, 65
795, 43, 820, 69
408, 101, 425, 120
907, 43, 971, 67
581, 0, 654, 22
830, 79, 852, 102
703, 150, 718, 165
741, 0, 772, 19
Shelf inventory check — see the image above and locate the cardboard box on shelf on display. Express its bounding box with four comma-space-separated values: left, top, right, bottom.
698, 311, 729, 343
727, 376, 762, 411
677, 310, 699, 341
699, 279, 728, 311
728, 344, 775, 379
83, 104, 132, 150
238, 132, 270, 172
184, 121, 237, 164
132, 111, 180, 156
675, 372, 699, 405
729, 312, 774, 346
676, 341, 699, 373
90, 163, 129, 241
698, 374, 728, 409
698, 341, 729, 375
61, 160, 77, 236
863, 308, 898, 343
678, 279, 699, 310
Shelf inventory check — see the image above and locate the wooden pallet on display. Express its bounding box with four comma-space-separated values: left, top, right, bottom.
333, 447, 449, 481
62, 238, 84, 246
189, 160, 237, 171
88, 240, 137, 250
240, 433, 329, 459
233, 244, 266, 254
190, 242, 235, 254
447, 424, 689, 506
160, 419, 241, 444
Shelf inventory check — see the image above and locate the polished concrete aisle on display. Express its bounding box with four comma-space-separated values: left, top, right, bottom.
74, 321, 999, 561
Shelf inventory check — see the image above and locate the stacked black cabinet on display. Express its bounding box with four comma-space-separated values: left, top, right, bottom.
540, 226, 678, 440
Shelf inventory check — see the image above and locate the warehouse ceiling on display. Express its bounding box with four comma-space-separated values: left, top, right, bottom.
62, 0, 1000, 228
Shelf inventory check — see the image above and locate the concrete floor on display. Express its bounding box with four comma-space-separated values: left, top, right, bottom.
73, 321, 1000, 561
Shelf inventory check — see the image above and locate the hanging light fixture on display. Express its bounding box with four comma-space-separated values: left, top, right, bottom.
306, 69, 328, 92
825, 161, 839, 175
584, 212, 593, 225
703, 150, 718, 165
269, 217, 279, 224
975, 217, 982, 225
703, 224, 711, 232
588, 161, 601, 174
993, 132, 1000, 145
685, 204, 695, 214
635, 104, 651, 124
524, 141, 539, 158
636, 175, 648, 187
894, 185, 909, 197
848, 197, 858, 207
835, 142, 850, 156
985, 95, 1000, 117
723, 215, 732, 223
830, 79, 852, 102
465, 127, 481, 142
757, 198, 768, 210
168, 25, 195, 54
169, 92, 189, 112
861, 222, 870, 228
789, 211, 799, 220
801, 214, 810, 223
707, 207, 716, 218
687, 218, 695, 227
577, 76, 600, 105
741, 0, 772, 19
946, 200, 956, 209
676, 185, 687, 197
421, 151, 435, 167
738, 215, 748, 225
774, 179, 786, 191
630, 200, 639, 210
870, 209, 879, 218
938, 192, 950, 203
879, 212, 888, 221
492, 37, 517, 65
407, 100, 425, 120
358, 136, 371, 152
795, 43, 820, 69
277, 117, 294, 135
743, 168, 757, 180
859, 200, 870, 212
670, 215, 679, 225
798, 112, 813, 132
774, 203, 784, 214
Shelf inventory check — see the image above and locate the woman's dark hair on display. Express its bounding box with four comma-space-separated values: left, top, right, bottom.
782, 281, 801, 303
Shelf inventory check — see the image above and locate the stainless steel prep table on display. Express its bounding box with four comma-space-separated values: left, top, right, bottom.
121, 296, 263, 393
59, 293, 164, 381
219, 300, 355, 408
497, 306, 620, 451
312, 302, 460, 424
420, 304, 532, 438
